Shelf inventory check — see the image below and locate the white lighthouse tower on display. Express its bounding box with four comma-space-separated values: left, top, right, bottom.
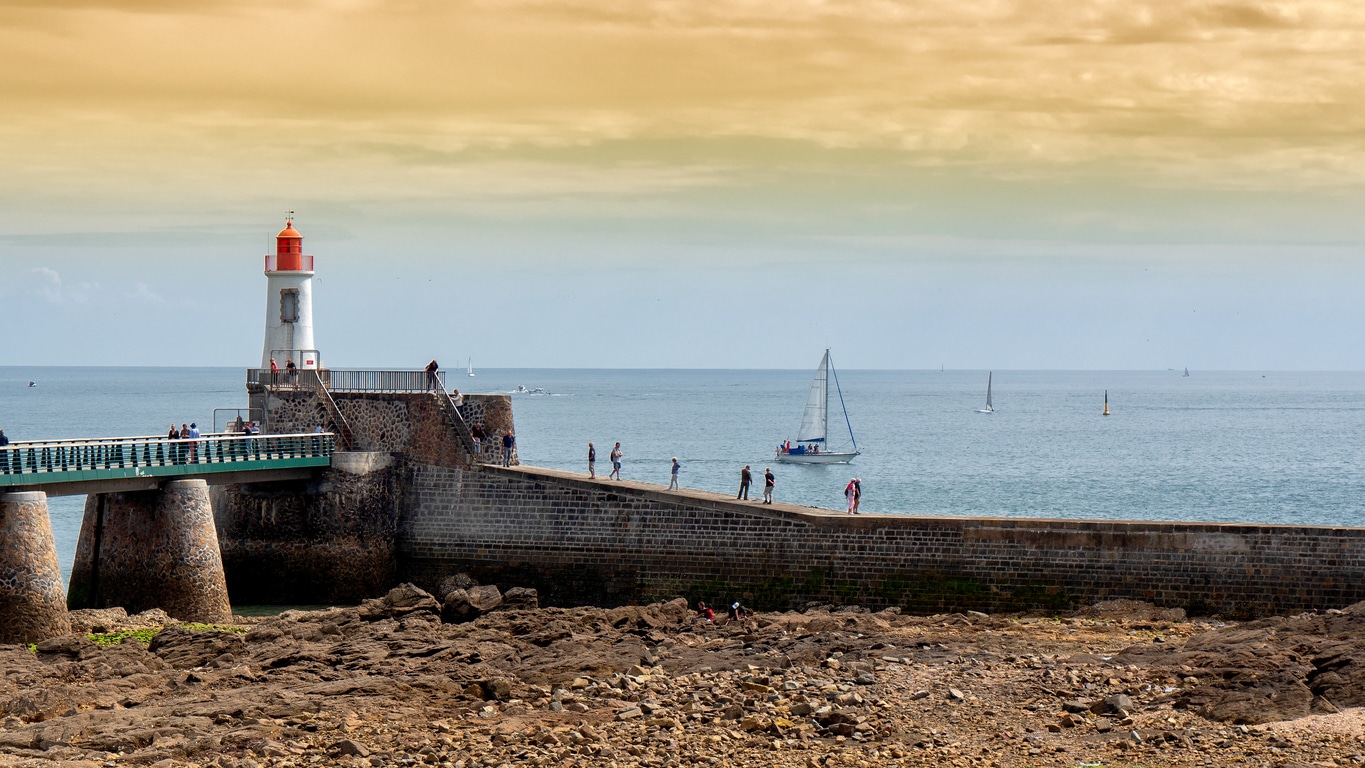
260, 215, 319, 370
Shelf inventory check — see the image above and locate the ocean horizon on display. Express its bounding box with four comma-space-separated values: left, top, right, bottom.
4, 365, 1365, 585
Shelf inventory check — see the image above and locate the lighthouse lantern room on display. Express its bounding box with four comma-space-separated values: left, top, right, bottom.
261, 215, 319, 370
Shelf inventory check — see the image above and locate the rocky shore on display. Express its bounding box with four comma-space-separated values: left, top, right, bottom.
4, 587, 1365, 767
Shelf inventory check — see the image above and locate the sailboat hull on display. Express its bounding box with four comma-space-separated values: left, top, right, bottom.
775, 450, 860, 464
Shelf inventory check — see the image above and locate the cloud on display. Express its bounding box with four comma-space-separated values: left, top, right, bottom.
25, 267, 99, 305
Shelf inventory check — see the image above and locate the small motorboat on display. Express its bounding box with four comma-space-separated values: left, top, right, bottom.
27, 381, 35, 387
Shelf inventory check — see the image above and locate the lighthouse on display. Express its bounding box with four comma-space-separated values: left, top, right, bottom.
260, 215, 319, 370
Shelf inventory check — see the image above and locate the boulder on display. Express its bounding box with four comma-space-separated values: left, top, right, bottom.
360, 583, 440, 621
437, 573, 477, 601
502, 587, 539, 610
442, 585, 502, 623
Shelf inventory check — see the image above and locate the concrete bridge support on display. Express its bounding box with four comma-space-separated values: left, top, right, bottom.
69, 479, 231, 622
0, 491, 72, 643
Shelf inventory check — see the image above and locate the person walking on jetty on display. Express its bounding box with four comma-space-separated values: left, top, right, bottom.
425, 359, 440, 390
763, 467, 775, 504
853, 478, 863, 514
668, 457, 681, 490
587, 442, 596, 478
737, 465, 752, 500
609, 442, 622, 479
844, 478, 857, 514
502, 430, 515, 467
471, 423, 486, 456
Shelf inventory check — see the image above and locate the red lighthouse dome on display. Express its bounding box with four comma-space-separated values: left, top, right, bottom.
267, 216, 313, 272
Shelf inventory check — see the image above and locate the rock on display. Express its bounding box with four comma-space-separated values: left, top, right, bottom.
437, 573, 477, 600
332, 738, 371, 757
502, 587, 539, 610
1062, 700, 1089, 713
467, 585, 503, 612
617, 706, 643, 720
380, 583, 441, 617
1092, 693, 1133, 715
149, 626, 247, 670
948, 688, 966, 701
66, 607, 130, 635
479, 678, 513, 701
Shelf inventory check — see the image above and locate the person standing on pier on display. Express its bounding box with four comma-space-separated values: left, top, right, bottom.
737, 465, 752, 500
844, 478, 857, 514
0, 429, 8, 447
853, 478, 863, 514
187, 422, 201, 463
763, 467, 775, 504
269, 357, 279, 386
285, 358, 297, 388
502, 430, 515, 467
609, 442, 622, 480
669, 457, 681, 490
587, 442, 596, 478
425, 359, 440, 390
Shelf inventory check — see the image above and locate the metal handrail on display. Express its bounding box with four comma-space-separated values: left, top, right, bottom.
0, 432, 335, 478
264, 254, 314, 272
246, 368, 447, 392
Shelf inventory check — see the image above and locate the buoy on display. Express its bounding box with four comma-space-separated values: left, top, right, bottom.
1102, 389, 1110, 416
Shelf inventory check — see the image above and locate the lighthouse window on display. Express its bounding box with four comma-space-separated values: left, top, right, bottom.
280, 289, 299, 323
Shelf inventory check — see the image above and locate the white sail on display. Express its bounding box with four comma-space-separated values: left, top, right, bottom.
985, 372, 993, 410
467, 357, 475, 377
796, 350, 829, 443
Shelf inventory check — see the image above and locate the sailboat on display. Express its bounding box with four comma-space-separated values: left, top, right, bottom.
1102, 390, 1110, 416
976, 372, 995, 414
775, 349, 860, 464
467, 357, 475, 377
1183, 367, 1190, 377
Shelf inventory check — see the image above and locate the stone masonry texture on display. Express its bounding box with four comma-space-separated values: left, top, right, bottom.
397, 464, 1365, 618
0, 492, 72, 643
211, 453, 402, 604
69, 479, 231, 622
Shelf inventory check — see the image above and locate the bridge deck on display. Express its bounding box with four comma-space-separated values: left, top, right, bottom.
0, 433, 334, 495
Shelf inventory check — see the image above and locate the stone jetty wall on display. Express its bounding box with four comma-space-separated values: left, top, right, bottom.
210, 452, 403, 605
395, 465, 1365, 618
251, 389, 515, 466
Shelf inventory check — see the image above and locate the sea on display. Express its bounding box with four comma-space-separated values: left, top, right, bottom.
4, 366, 1365, 586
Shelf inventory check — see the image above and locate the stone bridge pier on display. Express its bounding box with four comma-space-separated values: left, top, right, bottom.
0, 491, 72, 643
69, 479, 232, 623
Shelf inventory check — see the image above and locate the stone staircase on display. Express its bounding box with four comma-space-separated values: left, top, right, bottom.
431, 386, 483, 462
312, 379, 357, 451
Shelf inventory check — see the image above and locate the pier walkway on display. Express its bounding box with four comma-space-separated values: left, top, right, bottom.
0, 432, 335, 497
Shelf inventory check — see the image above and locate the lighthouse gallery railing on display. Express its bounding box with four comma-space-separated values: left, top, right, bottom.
245, 368, 446, 392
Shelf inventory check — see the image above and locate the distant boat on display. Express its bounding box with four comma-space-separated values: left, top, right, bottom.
976, 372, 995, 414
1183, 367, 1190, 377
776, 349, 860, 464
467, 357, 475, 377
27, 381, 35, 388
1102, 390, 1110, 416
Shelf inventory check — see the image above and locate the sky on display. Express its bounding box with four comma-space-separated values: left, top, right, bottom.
2, 0, 1364, 370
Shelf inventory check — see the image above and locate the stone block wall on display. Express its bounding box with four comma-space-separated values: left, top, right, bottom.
210, 452, 403, 604
396, 464, 1365, 618
249, 388, 515, 469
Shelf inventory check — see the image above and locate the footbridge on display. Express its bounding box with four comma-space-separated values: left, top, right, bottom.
0, 432, 335, 497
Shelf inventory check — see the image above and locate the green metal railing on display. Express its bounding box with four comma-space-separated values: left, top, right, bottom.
0, 432, 335, 489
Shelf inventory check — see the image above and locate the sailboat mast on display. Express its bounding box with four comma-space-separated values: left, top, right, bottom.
828, 350, 857, 451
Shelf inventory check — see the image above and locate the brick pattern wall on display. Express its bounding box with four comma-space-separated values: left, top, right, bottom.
397, 465, 1365, 617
